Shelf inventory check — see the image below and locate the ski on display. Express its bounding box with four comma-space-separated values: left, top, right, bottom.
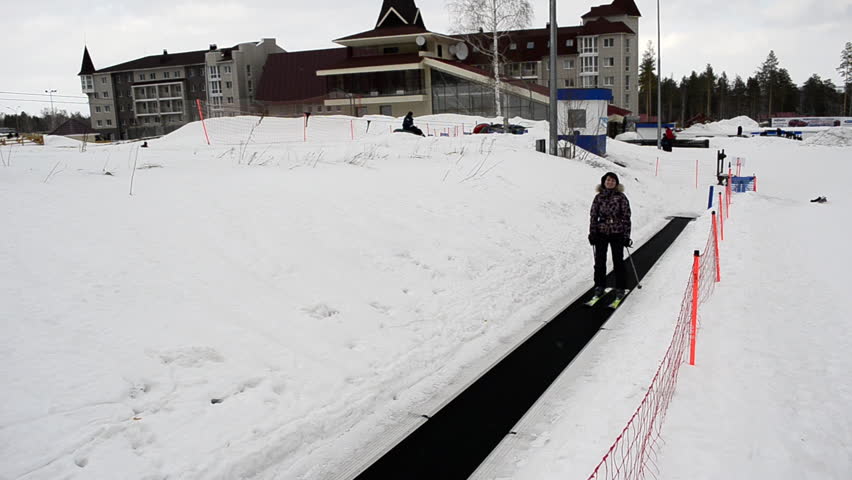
584, 288, 613, 307
608, 290, 632, 309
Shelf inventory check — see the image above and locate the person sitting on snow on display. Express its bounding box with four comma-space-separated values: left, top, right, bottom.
401, 112, 424, 136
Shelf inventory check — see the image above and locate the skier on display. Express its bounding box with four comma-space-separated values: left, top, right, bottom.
401, 111, 424, 136
588, 172, 632, 304
662, 127, 676, 152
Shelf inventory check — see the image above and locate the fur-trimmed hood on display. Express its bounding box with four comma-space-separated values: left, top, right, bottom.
596, 184, 625, 194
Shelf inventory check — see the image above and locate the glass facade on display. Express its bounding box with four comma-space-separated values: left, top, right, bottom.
327, 70, 424, 99
430, 70, 548, 120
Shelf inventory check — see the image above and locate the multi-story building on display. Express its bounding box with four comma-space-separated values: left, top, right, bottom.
78, 39, 283, 140
255, 0, 640, 119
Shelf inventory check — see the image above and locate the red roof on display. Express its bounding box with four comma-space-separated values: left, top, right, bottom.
583, 0, 642, 18
255, 48, 348, 103
608, 104, 632, 116
335, 25, 429, 42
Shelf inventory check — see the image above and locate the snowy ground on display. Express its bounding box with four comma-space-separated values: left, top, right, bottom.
1, 117, 850, 479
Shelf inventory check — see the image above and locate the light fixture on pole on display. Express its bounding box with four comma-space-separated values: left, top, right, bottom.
548, 0, 557, 156
4, 105, 21, 132
45, 89, 57, 129
656, 0, 662, 150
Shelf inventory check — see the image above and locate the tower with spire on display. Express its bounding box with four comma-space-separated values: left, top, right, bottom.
375, 0, 425, 29
79, 46, 95, 93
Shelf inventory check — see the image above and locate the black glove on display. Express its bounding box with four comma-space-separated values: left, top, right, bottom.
623, 237, 633, 248
588, 233, 597, 245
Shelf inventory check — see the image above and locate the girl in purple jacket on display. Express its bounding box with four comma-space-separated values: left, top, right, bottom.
588, 172, 632, 301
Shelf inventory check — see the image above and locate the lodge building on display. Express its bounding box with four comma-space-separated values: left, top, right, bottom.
79, 0, 640, 139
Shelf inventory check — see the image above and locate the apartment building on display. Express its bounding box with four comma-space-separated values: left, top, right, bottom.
256, 0, 640, 119
78, 39, 283, 140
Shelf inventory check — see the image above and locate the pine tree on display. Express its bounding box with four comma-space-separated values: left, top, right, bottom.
837, 42, 852, 115
756, 51, 780, 119
638, 41, 656, 117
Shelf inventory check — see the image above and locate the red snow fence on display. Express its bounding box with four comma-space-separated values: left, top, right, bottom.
586, 211, 724, 480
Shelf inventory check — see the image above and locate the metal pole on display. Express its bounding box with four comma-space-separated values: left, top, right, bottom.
548, 0, 558, 156
45, 89, 57, 130
626, 246, 642, 289
656, 0, 662, 150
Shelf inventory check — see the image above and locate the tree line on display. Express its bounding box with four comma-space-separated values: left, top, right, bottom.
638, 42, 852, 125
1, 108, 90, 134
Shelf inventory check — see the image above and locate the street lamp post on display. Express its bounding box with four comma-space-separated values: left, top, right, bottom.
45, 89, 57, 130
656, 0, 662, 150
3, 106, 21, 132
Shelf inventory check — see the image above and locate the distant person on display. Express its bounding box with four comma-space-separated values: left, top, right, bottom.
141, 141, 149, 148
662, 127, 675, 151
401, 112, 424, 136
776, 127, 782, 137
737, 125, 743, 136
588, 172, 632, 303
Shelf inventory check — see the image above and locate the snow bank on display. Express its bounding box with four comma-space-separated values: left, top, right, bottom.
615, 132, 640, 141
42, 135, 82, 147
680, 115, 759, 137
803, 127, 852, 147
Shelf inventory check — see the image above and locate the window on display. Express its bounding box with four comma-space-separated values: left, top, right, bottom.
625, 38, 631, 52
603, 38, 614, 48
164, 72, 170, 78
566, 109, 586, 127
521, 62, 537, 77
149, 73, 156, 79
510, 43, 517, 50
336, 105, 342, 111
604, 57, 615, 67
103, 91, 109, 98
227, 96, 233, 104
210, 81, 222, 95
95, 106, 101, 113
580, 37, 597, 54
189, 69, 195, 77
209, 66, 220, 78
97, 120, 103, 126
581, 75, 598, 88
563, 78, 575, 87
246, 64, 251, 77
581, 56, 598, 73
248, 80, 253, 92
526, 41, 535, 49
565, 39, 574, 47
604, 76, 614, 86
175, 71, 181, 78
625, 76, 631, 89
139, 74, 145, 81
564, 58, 574, 69
624, 93, 630, 104
223, 65, 231, 74
101, 77, 107, 84
225, 81, 232, 89
106, 119, 112, 126
317, 105, 323, 112
625, 57, 630, 71
105, 105, 111, 112
93, 92, 99, 98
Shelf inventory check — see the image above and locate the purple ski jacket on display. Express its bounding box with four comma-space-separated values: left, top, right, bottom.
589, 184, 632, 238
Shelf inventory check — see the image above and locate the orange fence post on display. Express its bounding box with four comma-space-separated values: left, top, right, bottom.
754, 174, 758, 192
690, 250, 700, 366
196, 99, 210, 145
712, 211, 721, 282
718, 192, 724, 241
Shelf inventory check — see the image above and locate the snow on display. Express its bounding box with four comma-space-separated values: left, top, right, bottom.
2, 115, 850, 479
614, 131, 640, 141
42, 135, 85, 148
679, 115, 759, 137
803, 126, 852, 147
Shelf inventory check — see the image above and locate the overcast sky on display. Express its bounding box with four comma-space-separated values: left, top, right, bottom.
1, 0, 850, 117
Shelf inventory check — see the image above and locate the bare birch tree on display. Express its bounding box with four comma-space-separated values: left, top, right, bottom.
447, 0, 532, 120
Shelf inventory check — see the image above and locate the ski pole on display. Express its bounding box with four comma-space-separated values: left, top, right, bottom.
626, 246, 642, 289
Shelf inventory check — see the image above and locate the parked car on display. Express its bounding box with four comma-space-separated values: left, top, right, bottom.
787, 119, 808, 127
472, 123, 527, 135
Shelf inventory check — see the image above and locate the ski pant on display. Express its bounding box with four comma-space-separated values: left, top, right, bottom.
594, 235, 627, 289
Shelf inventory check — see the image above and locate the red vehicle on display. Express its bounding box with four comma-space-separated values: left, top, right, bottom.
788, 119, 808, 127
